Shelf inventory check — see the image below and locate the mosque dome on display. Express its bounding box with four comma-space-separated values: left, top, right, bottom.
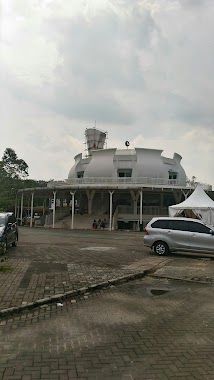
68, 129, 186, 186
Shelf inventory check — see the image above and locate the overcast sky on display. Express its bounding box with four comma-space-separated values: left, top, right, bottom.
1, 0, 214, 185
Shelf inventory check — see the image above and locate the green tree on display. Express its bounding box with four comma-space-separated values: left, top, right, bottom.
0, 149, 47, 212
2, 148, 29, 179
0, 162, 15, 210
186, 176, 197, 188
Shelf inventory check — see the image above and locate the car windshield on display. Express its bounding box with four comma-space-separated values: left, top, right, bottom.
0, 216, 6, 227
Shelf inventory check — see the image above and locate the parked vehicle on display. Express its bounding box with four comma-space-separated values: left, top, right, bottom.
144, 217, 214, 255
0, 212, 18, 254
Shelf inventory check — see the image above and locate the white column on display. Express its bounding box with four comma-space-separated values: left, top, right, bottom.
109, 191, 114, 231
139, 189, 143, 225
20, 193, 24, 226
70, 191, 76, 229
86, 190, 96, 214
130, 190, 140, 214
52, 191, 57, 229
182, 189, 190, 200
16, 197, 20, 220
43, 199, 46, 216
27, 198, 30, 217
112, 215, 115, 230
30, 192, 34, 228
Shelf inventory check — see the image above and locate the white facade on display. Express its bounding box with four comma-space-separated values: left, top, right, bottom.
68, 147, 186, 186
17, 128, 199, 231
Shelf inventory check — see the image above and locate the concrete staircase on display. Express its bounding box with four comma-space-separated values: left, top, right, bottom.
44, 208, 70, 227
54, 214, 109, 230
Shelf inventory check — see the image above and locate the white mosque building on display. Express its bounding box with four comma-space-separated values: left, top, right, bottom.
17, 128, 212, 230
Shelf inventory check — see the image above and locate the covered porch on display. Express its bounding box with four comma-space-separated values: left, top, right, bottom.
16, 183, 192, 231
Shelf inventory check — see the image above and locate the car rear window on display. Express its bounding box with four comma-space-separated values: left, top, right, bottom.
186, 221, 211, 234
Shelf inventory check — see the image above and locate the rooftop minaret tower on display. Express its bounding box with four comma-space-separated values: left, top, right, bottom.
85, 127, 107, 156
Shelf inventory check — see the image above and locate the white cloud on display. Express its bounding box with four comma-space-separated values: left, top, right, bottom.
0, 0, 214, 186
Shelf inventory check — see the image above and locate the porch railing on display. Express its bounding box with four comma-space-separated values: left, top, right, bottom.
48, 177, 186, 187
117, 205, 168, 216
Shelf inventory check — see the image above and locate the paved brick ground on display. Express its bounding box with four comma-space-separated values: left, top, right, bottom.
1, 227, 214, 311
1, 228, 214, 379
1, 277, 214, 379
0, 228, 169, 310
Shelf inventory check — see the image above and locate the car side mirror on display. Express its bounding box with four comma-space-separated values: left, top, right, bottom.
7, 223, 12, 229
210, 230, 214, 236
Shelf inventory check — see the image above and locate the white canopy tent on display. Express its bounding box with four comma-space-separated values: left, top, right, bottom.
169, 184, 214, 226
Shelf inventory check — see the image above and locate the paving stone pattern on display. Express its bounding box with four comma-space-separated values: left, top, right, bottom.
1, 229, 214, 379
1, 277, 214, 379
155, 265, 214, 283
0, 228, 168, 310
154, 259, 214, 283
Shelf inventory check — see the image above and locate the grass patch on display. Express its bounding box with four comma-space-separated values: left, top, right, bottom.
0, 266, 14, 272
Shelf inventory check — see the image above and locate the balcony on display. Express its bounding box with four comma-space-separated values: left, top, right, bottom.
47, 177, 187, 188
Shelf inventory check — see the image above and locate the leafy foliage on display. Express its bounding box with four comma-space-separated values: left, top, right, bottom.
0, 149, 46, 212
186, 176, 197, 188
2, 148, 29, 179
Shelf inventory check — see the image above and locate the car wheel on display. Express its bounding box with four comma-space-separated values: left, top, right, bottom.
154, 241, 169, 256
0, 241, 7, 255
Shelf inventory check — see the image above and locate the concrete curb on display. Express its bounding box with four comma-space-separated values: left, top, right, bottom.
152, 273, 213, 285
0, 270, 150, 319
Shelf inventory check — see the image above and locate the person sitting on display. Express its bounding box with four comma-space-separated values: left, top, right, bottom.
92, 220, 97, 229
100, 220, 105, 229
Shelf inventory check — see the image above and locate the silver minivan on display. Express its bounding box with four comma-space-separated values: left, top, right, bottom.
144, 217, 214, 255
